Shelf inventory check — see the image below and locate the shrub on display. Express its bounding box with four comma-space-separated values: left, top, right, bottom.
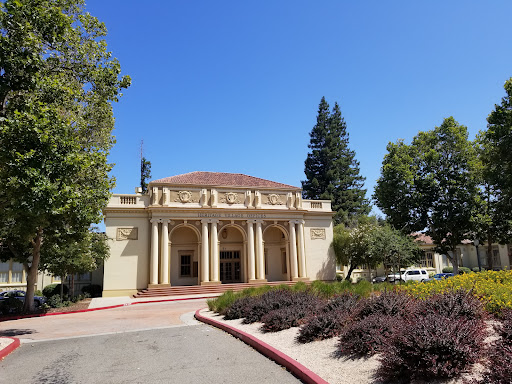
223, 295, 257, 320
298, 310, 351, 343
355, 290, 413, 319
260, 293, 322, 332
420, 289, 485, 321
34, 290, 43, 296
322, 292, 359, 313
338, 314, 395, 357
43, 283, 68, 298
81, 284, 102, 298
0, 296, 23, 314
47, 294, 64, 308
242, 290, 317, 324
474, 340, 512, 384
442, 266, 471, 274
336, 273, 343, 282
378, 313, 485, 381
495, 309, 512, 345
351, 279, 373, 297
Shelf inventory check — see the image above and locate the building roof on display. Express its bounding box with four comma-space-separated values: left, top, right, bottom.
413, 232, 473, 245
150, 172, 301, 190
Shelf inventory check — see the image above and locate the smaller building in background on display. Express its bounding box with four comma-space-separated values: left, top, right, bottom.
338, 233, 512, 282
0, 259, 103, 294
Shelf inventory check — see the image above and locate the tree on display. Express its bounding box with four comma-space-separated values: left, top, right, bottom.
476, 78, 512, 269
39, 229, 109, 297
0, 0, 130, 311
374, 117, 479, 275
332, 222, 378, 281
140, 141, 152, 194
368, 225, 421, 278
302, 97, 370, 225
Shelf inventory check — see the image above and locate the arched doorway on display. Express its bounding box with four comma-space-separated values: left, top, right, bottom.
218, 224, 245, 283
263, 225, 289, 282
170, 225, 200, 286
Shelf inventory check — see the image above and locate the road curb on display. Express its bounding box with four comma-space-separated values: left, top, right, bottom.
194, 308, 328, 384
0, 296, 216, 322
0, 337, 20, 360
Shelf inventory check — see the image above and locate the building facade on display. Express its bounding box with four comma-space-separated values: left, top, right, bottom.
103, 172, 336, 297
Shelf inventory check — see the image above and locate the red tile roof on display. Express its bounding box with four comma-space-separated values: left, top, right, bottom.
413, 232, 473, 245
150, 172, 301, 190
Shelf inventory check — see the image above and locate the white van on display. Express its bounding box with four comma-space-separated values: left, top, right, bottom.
401, 268, 429, 282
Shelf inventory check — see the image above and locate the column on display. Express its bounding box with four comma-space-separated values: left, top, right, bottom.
211, 220, 219, 282
297, 220, 306, 278
247, 221, 256, 281
161, 219, 169, 284
150, 219, 159, 285
201, 220, 210, 283
289, 221, 298, 279
255, 220, 265, 280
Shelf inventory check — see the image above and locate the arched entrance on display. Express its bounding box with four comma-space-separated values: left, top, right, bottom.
218, 224, 245, 283
170, 225, 200, 286
263, 225, 289, 282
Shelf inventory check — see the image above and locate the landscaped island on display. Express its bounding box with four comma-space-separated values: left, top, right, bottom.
207, 271, 512, 383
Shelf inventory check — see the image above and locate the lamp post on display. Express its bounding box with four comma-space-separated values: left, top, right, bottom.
474, 239, 482, 272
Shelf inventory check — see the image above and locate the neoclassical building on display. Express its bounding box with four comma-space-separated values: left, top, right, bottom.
102, 172, 335, 297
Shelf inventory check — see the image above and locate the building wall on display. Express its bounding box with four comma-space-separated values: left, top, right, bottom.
103, 213, 150, 296
304, 215, 336, 281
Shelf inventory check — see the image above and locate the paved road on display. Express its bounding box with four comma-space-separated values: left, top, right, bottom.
0, 299, 300, 384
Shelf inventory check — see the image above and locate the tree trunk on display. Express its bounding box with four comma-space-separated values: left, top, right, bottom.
450, 247, 459, 275
345, 264, 356, 282
23, 229, 43, 313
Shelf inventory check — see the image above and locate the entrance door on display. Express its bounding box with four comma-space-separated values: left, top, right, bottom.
220, 250, 241, 283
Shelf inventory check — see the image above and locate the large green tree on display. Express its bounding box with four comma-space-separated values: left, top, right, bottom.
302, 97, 369, 225
0, 0, 130, 311
374, 117, 479, 275
476, 78, 512, 269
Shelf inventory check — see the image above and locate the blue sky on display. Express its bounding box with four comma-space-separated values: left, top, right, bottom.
86, 1, 512, 216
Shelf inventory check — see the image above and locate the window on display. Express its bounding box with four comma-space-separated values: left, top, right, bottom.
264, 250, 268, 275
492, 245, 501, 268
11, 262, 23, 283
180, 254, 192, 277
0, 262, 8, 283
281, 249, 287, 274
420, 251, 434, 268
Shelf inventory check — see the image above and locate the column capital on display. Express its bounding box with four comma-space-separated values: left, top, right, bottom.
161, 219, 170, 224
150, 218, 161, 224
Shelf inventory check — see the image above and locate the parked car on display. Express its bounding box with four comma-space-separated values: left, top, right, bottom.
432, 273, 454, 280
0, 290, 46, 312
401, 268, 430, 282
387, 273, 403, 283
372, 276, 388, 283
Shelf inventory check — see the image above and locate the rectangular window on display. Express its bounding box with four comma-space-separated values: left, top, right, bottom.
420, 251, 434, 268
180, 254, 192, 277
281, 249, 287, 274
0, 262, 8, 283
264, 250, 268, 275
11, 262, 24, 283
492, 245, 501, 268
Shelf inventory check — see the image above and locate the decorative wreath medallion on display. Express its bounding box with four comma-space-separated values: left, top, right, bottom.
226, 192, 238, 204
267, 193, 282, 205
177, 191, 193, 203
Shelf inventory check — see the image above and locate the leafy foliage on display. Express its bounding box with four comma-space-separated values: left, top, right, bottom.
42, 284, 68, 298
374, 117, 479, 275
338, 314, 395, 357
378, 313, 485, 381
302, 97, 369, 225
0, 0, 129, 311
140, 157, 152, 194
260, 295, 321, 332
419, 289, 485, 321
297, 310, 351, 343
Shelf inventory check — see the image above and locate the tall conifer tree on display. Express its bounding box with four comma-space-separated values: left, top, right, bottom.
302, 97, 370, 225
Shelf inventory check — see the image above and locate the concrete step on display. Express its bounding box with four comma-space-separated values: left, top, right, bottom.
133, 281, 308, 298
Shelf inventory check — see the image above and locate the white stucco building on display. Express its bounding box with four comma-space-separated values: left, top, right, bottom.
102, 172, 336, 297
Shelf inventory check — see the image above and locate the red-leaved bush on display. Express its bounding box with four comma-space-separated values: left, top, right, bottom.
337, 314, 395, 357
354, 290, 413, 319
297, 310, 351, 343
421, 289, 485, 321
378, 312, 485, 381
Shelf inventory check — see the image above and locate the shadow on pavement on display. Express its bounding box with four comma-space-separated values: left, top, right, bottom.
0, 328, 37, 337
